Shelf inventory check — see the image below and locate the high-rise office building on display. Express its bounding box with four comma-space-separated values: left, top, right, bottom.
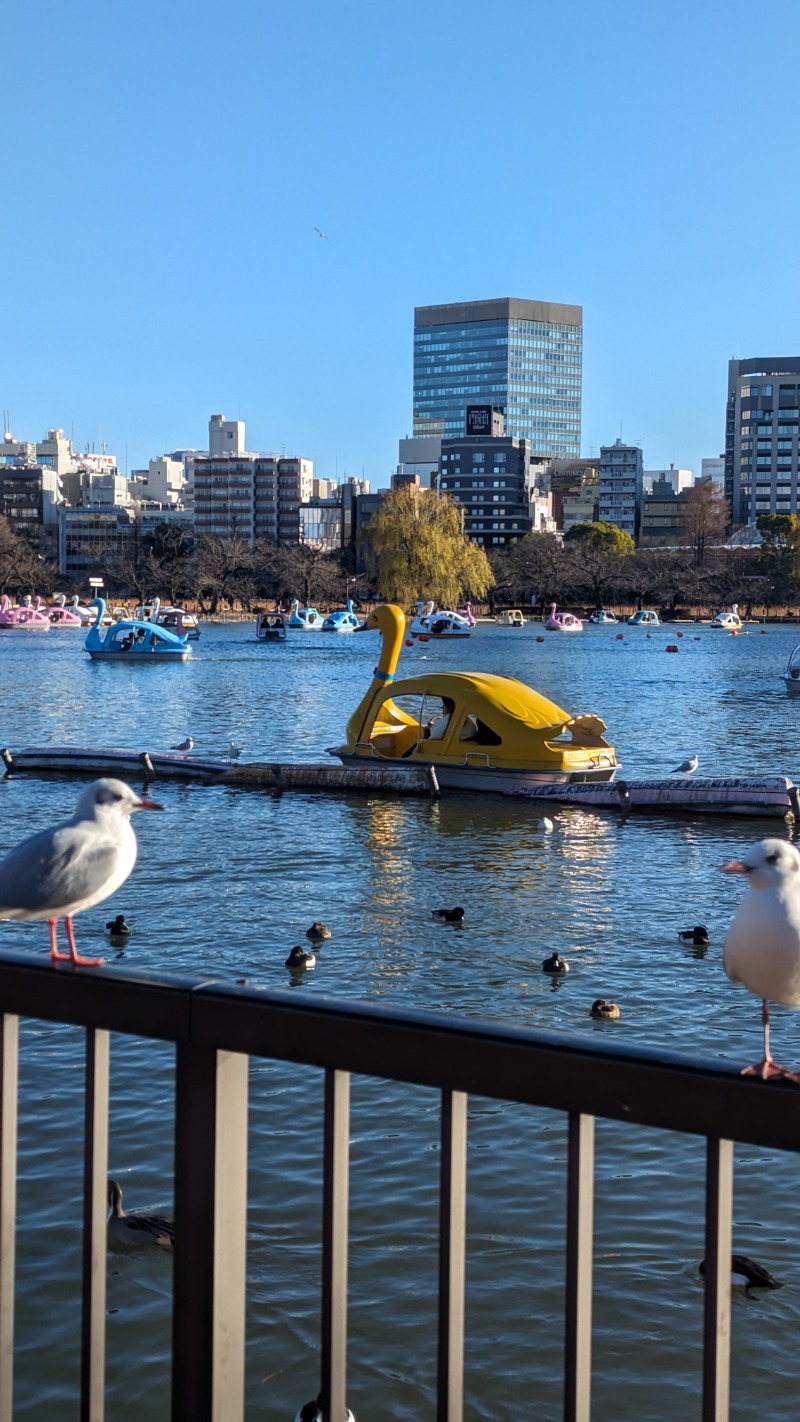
725, 358, 800, 524
413, 297, 582, 457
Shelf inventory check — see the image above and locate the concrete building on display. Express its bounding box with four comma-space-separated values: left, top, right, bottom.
548, 458, 600, 532
209, 415, 246, 458
643, 466, 693, 496
396, 435, 442, 489
725, 358, 800, 524
598, 440, 643, 537
413, 297, 582, 457
639, 481, 688, 543
437, 405, 537, 546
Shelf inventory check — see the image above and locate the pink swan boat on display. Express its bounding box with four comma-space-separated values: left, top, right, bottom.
15, 596, 51, 629
48, 594, 83, 628
456, 601, 477, 627
545, 602, 583, 633
0, 596, 21, 628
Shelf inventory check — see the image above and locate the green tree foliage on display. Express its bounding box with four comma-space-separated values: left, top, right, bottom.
756, 513, 800, 602
362, 486, 494, 607
563, 521, 635, 555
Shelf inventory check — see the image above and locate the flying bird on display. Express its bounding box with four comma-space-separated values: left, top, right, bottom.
670, 754, 699, 775
313, 227, 329, 240
0, 779, 163, 966
170, 737, 194, 753
722, 837, 800, 1081
107, 1179, 174, 1250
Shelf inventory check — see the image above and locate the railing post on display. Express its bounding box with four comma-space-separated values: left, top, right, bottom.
172, 1044, 249, 1422
81, 1027, 110, 1422
321, 1069, 350, 1422
0, 1015, 18, 1422
564, 1112, 594, 1422
703, 1138, 733, 1422
437, 1089, 467, 1422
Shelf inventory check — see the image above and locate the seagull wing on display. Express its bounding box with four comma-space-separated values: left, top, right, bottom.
0, 822, 135, 917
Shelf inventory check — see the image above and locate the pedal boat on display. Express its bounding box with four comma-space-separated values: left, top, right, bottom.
710, 604, 742, 631
328, 605, 619, 792
321, 598, 361, 632
288, 600, 324, 629
256, 611, 288, 641
626, 609, 660, 626
84, 599, 191, 661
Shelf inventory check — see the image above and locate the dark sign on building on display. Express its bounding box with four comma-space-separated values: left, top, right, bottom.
466, 405, 504, 438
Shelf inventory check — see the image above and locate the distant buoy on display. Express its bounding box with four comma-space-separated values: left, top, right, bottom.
760, 630, 767, 635
677, 632, 684, 638
404, 638, 414, 646
666, 644, 679, 653
616, 633, 624, 640
694, 636, 701, 641
536, 635, 544, 643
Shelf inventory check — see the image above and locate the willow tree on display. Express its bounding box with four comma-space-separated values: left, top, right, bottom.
363, 486, 494, 607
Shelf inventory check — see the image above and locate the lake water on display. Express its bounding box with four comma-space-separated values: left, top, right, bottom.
3, 616, 800, 1420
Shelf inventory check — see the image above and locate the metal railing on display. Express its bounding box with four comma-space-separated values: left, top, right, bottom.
0, 947, 796, 1422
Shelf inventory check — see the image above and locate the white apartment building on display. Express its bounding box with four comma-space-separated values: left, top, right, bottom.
598, 439, 643, 537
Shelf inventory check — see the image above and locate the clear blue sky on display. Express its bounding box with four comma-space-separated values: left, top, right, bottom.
4, 0, 800, 487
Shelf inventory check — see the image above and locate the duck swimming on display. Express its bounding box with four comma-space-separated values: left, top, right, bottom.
286, 946, 316, 970
306, 921, 331, 943
699, 1254, 782, 1290
432, 907, 465, 924
678, 925, 710, 945
107, 1179, 174, 1249
590, 999, 620, 1019
106, 914, 131, 937
542, 952, 569, 974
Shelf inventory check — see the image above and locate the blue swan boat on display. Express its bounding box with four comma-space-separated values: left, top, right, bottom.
321, 598, 361, 632
84, 599, 191, 661
288, 600, 324, 629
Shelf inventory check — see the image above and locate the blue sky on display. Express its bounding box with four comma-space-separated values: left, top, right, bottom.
4, 0, 800, 486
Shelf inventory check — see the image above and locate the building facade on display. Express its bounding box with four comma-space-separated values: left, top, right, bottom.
725, 359, 800, 525
413, 297, 582, 457
437, 405, 536, 546
598, 440, 643, 537
639, 480, 688, 543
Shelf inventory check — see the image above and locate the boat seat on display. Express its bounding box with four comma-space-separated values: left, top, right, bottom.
371, 725, 421, 758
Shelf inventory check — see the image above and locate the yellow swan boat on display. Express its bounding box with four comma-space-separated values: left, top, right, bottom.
329, 605, 619, 793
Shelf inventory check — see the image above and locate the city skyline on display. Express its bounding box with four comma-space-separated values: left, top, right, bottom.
4, 0, 800, 491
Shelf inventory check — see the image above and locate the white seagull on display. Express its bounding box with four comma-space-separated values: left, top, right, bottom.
670, 754, 699, 775
170, 736, 194, 753
722, 837, 800, 1082
0, 779, 163, 967
313, 226, 329, 240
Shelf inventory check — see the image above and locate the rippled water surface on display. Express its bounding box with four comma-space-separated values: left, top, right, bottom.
3, 616, 800, 1419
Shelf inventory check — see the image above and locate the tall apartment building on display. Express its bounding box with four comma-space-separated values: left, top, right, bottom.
193, 454, 314, 542
598, 440, 643, 537
413, 297, 582, 457
437, 405, 536, 546
725, 359, 800, 524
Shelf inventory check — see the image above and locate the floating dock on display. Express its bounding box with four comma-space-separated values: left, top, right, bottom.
1, 749, 795, 818
0, 747, 440, 798
513, 775, 799, 820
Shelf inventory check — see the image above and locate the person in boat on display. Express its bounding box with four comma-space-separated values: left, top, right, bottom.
120, 632, 135, 651
426, 698, 455, 740
459, 714, 479, 741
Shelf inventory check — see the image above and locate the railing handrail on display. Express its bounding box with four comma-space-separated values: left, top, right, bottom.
0, 947, 796, 1151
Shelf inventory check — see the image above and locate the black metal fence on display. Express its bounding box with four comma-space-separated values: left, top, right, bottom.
0, 947, 797, 1422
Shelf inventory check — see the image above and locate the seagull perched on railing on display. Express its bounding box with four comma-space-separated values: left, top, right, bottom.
0, 779, 163, 967
670, 753, 699, 775
170, 736, 193, 754
723, 837, 800, 1082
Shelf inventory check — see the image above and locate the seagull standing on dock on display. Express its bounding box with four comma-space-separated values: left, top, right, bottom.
226, 741, 242, 761
0, 779, 163, 966
670, 754, 699, 775
722, 838, 800, 1082
170, 737, 193, 753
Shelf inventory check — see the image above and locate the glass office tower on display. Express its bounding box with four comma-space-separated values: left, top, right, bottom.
413, 297, 582, 458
